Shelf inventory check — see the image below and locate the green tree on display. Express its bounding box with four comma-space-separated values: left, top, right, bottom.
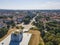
46, 41, 54, 45
23, 16, 31, 24
0, 27, 8, 38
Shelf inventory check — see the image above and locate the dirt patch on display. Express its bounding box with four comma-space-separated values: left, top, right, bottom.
28, 30, 44, 45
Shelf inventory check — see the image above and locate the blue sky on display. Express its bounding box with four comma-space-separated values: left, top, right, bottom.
0, 0, 60, 10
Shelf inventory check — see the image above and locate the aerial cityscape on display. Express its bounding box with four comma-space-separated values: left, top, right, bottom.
0, 0, 60, 45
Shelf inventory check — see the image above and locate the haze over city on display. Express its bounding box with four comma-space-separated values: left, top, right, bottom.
0, 0, 60, 10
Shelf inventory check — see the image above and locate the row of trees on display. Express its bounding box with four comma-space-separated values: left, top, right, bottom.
0, 16, 13, 19
32, 21, 44, 31
0, 27, 8, 38
0, 21, 15, 38
23, 16, 31, 24
33, 15, 60, 45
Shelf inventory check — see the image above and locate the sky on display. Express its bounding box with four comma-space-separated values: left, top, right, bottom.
0, 0, 60, 10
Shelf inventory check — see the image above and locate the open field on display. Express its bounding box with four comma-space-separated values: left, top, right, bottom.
28, 30, 44, 45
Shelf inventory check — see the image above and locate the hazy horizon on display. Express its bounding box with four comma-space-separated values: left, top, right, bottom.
0, 0, 60, 10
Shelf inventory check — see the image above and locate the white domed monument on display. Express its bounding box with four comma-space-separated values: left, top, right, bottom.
9, 30, 23, 45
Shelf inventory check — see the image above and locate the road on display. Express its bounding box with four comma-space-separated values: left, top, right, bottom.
17, 14, 38, 32
22, 14, 38, 32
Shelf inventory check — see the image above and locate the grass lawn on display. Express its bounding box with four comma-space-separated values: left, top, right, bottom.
28, 30, 44, 45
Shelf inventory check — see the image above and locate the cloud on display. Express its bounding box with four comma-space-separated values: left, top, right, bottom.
38, 1, 60, 9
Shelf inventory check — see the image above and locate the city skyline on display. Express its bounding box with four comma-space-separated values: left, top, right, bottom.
0, 0, 60, 10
